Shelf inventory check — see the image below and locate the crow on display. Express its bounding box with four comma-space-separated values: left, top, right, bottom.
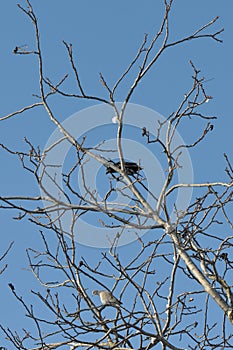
106, 161, 142, 176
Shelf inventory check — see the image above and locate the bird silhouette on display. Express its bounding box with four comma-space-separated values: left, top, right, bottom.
106, 161, 142, 176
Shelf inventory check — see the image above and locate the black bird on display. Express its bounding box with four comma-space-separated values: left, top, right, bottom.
106, 161, 142, 176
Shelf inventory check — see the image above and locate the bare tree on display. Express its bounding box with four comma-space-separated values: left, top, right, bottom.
0, 1, 232, 349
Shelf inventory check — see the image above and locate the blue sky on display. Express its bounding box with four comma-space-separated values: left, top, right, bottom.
0, 0, 233, 348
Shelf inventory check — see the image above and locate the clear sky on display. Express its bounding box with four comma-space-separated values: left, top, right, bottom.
0, 0, 233, 348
